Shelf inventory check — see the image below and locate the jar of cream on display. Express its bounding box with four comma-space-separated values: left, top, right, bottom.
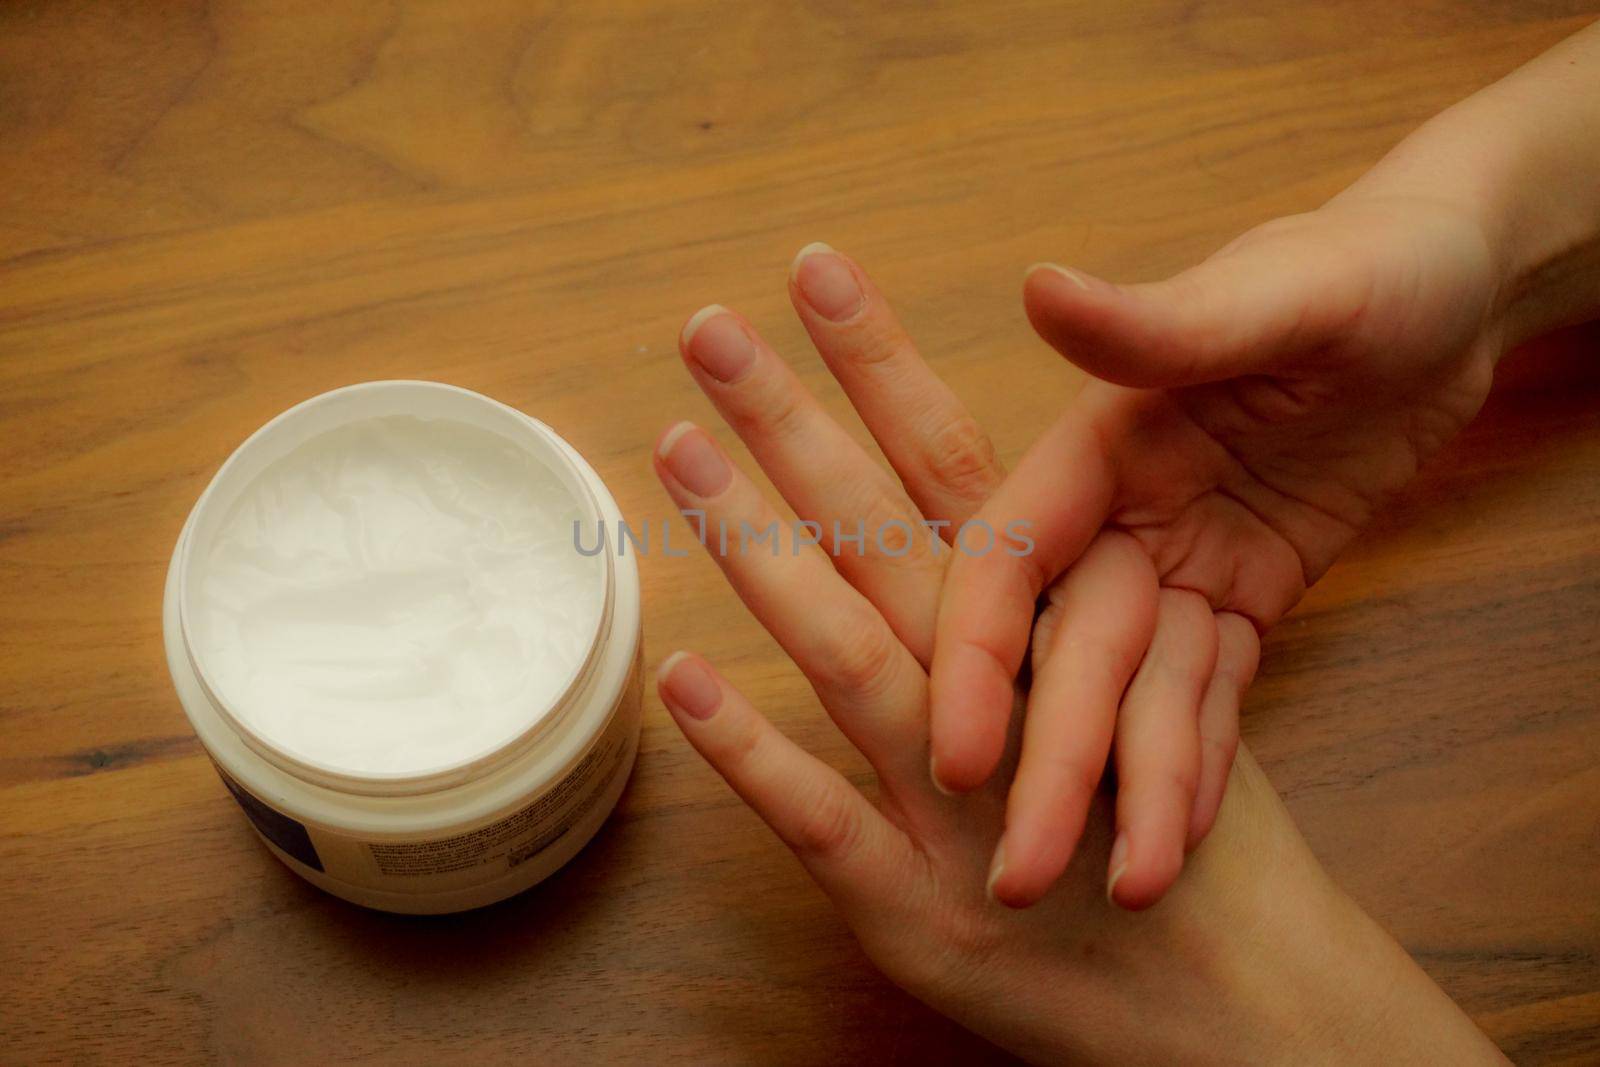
162, 381, 641, 914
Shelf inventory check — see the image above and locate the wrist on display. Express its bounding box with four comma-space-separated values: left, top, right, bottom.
1334, 27, 1600, 353
976, 750, 1503, 1065
1170, 751, 1506, 1065
1387, 114, 1600, 353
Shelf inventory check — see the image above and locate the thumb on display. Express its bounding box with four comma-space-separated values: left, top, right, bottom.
1022, 245, 1344, 389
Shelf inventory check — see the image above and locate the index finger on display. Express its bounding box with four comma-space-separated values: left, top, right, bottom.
929, 405, 1118, 793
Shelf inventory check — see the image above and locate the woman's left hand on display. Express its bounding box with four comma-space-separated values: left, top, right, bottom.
663, 244, 1255, 912
648, 246, 1502, 1064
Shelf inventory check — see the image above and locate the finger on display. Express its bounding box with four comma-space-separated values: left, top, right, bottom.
678, 304, 943, 660
788, 243, 1004, 526
987, 532, 1159, 909
654, 421, 928, 781
1186, 612, 1260, 850
930, 405, 1118, 793
1021, 247, 1345, 389
658, 651, 913, 909
1106, 590, 1218, 911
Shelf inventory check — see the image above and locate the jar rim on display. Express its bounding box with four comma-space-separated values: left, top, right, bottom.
176, 380, 615, 798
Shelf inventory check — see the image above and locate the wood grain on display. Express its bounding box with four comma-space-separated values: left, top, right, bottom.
3, 2, 1598, 1062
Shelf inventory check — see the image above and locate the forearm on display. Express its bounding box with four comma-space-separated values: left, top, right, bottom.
1339, 20, 1600, 350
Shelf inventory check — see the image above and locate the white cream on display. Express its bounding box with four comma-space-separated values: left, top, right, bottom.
189, 414, 604, 778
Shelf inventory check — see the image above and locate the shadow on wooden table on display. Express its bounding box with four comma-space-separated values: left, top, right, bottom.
196, 770, 1010, 1063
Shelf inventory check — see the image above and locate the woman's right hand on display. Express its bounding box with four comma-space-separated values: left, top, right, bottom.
651, 247, 1504, 1064
934, 18, 1600, 911
933, 191, 1505, 910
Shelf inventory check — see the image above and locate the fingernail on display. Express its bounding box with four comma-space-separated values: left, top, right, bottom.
792, 242, 863, 322
659, 651, 722, 720
1026, 262, 1093, 291
657, 422, 732, 497
1106, 832, 1129, 904
986, 839, 1007, 902
682, 305, 756, 383
929, 752, 956, 797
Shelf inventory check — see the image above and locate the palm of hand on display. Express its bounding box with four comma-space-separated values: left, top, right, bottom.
1056, 198, 1502, 631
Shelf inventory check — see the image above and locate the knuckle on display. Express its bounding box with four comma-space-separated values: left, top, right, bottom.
840, 317, 904, 366
717, 714, 764, 770
743, 378, 812, 444
1045, 751, 1104, 804
1123, 762, 1198, 817
851, 489, 933, 566
816, 612, 903, 700
921, 414, 1000, 497
785, 781, 863, 861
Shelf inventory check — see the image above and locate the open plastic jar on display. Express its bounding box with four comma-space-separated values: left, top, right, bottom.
161, 381, 641, 914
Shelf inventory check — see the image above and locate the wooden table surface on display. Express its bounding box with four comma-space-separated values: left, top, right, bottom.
4, 2, 1599, 1063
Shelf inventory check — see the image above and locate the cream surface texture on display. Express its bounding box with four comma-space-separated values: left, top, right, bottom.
190, 415, 603, 778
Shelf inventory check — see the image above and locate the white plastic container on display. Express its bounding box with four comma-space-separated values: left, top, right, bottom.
162, 381, 641, 914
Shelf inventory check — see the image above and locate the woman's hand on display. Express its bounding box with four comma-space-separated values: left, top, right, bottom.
933, 19, 1600, 911
651, 248, 1503, 1064
931, 193, 1505, 908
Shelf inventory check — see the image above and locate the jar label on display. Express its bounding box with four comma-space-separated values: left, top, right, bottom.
367, 729, 625, 877
203, 647, 642, 911
215, 764, 324, 872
